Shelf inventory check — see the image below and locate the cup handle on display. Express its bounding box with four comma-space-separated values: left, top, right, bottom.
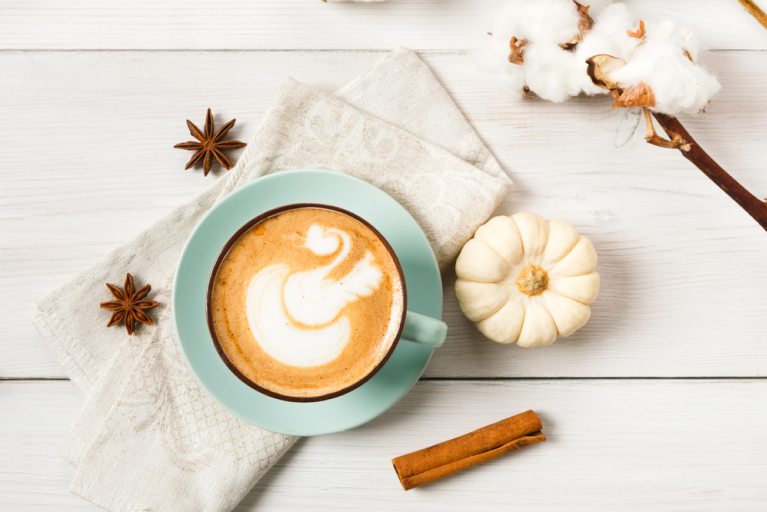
401, 311, 447, 349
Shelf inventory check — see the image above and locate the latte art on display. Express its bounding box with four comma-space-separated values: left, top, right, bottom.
246, 225, 383, 367
210, 207, 404, 400
284, 226, 383, 327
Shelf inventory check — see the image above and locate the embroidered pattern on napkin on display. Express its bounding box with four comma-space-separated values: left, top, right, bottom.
218, 78, 511, 266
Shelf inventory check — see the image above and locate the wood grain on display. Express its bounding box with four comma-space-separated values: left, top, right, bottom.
1, 0, 766, 51
2, 380, 766, 511
2, 50, 767, 378
3, 2, 766, 510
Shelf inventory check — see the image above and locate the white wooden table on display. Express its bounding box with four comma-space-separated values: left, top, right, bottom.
2, 1, 767, 510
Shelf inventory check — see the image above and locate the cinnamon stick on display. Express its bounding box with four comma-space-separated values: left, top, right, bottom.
391, 410, 546, 490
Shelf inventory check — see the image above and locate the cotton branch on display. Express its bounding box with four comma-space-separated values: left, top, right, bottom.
736, 0, 767, 31
480, 0, 767, 230
601, 69, 767, 232
651, 113, 767, 231
643, 108, 691, 151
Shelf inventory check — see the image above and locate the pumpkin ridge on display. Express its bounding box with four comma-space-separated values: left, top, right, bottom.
511, 213, 550, 257
509, 216, 527, 254
542, 221, 581, 266
472, 294, 511, 323
483, 306, 528, 343
455, 279, 512, 322
478, 238, 517, 267
549, 236, 597, 278
548, 241, 581, 268
547, 271, 600, 305
516, 299, 557, 347
517, 308, 526, 345
548, 287, 587, 306
543, 306, 557, 338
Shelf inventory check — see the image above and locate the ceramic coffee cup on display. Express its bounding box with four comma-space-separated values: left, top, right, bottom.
206, 203, 447, 403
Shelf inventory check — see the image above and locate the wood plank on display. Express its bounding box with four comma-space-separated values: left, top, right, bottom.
0, 381, 86, 511
1, 379, 766, 511
1, 0, 766, 51
2, 50, 767, 378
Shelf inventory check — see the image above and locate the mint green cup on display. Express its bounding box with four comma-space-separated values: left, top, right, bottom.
174, 169, 445, 435
206, 203, 447, 403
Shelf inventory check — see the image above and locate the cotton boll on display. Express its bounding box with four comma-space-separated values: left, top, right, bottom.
582, 0, 614, 18
476, 0, 719, 114
575, 31, 629, 65
560, 3, 638, 99
486, 0, 528, 45
586, 3, 639, 59
479, 0, 585, 99
524, 42, 581, 102
489, 0, 582, 45
571, 43, 611, 95
478, 0, 619, 101
476, 35, 528, 98
572, 33, 628, 95
621, 51, 720, 115
519, 0, 580, 44
573, 4, 638, 95
652, 20, 700, 60
475, 0, 533, 98
611, 21, 721, 115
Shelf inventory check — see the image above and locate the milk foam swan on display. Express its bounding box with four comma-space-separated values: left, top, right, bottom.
246, 224, 384, 367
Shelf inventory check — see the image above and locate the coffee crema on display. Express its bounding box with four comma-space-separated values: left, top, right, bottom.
210, 207, 404, 400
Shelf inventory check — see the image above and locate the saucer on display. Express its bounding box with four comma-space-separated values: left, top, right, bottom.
173, 169, 443, 436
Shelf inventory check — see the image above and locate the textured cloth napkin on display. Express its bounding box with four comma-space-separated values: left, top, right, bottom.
33, 48, 511, 512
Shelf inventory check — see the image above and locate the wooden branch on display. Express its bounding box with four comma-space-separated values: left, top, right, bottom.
652, 112, 767, 232
643, 108, 691, 151
736, 0, 767, 31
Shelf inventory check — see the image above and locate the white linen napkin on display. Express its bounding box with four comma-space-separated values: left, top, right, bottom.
33, 48, 511, 512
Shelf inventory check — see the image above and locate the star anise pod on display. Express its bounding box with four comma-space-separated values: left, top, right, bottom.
174, 108, 247, 176
100, 273, 159, 335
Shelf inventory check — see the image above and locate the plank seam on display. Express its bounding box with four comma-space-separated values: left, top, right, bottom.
1, 376, 765, 382
420, 376, 767, 381
0, 49, 762, 53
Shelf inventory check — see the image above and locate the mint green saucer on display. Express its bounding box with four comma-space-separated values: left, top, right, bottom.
173, 169, 443, 436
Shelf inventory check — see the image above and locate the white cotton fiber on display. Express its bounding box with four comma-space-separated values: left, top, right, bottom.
477, 31, 527, 98
571, 4, 639, 95
610, 21, 721, 114
478, 0, 581, 101
523, 42, 581, 102
478, 0, 720, 115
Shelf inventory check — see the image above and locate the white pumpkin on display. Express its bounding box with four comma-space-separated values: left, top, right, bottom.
455, 213, 599, 347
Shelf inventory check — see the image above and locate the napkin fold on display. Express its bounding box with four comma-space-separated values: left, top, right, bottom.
33, 48, 511, 512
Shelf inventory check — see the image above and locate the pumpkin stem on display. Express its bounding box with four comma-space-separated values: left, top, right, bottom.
516, 264, 549, 296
